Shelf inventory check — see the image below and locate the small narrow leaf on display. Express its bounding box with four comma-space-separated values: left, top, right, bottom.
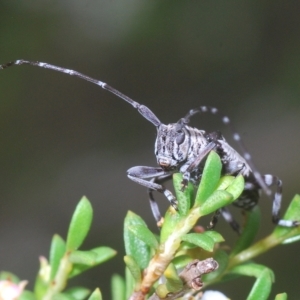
282, 235, 300, 244
172, 255, 193, 269
274, 293, 288, 300
225, 175, 244, 200
124, 211, 151, 269
34, 257, 49, 298
218, 272, 241, 283
173, 173, 194, 216
128, 224, 159, 250
164, 263, 183, 292
272, 194, 300, 242
66, 197, 93, 251
125, 267, 135, 299
0, 271, 20, 282
155, 284, 171, 299
87, 288, 102, 300
216, 176, 235, 191
229, 262, 274, 299
181, 233, 215, 252
203, 231, 225, 243
69, 251, 97, 265
52, 294, 74, 300
19, 291, 36, 300
124, 255, 142, 284
229, 263, 274, 282
246, 268, 273, 300
89, 246, 117, 263
195, 151, 222, 206
160, 206, 183, 243
179, 241, 199, 250
69, 247, 116, 278
231, 207, 261, 256
111, 274, 126, 300
282, 194, 300, 221
199, 190, 233, 216
50, 234, 66, 280
64, 287, 90, 300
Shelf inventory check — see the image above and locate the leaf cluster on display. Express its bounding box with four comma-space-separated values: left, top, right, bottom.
2, 152, 300, 299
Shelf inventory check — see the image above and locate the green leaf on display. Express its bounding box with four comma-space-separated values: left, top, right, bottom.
125, 267, 135, 299
272, 194, 300, 242
124, 211, 151, 269
199, 190, 233, 216
216, 176, 235, 191
282, 235, 300, 244
155, 284, 171, 299
195, 151, 222, 206
34, 257, 49, 298
229, 263, 274, 281
124, 255, 142, 284
50, 234, 66, 280
0, 271, 20, 282
229, 263, 274, 300
218, 272, 241, 283
172, 255, 193, 269
111, 274, 126, 300
179, 241, 198, 250
231, 207, 261, 256
225, 175, 244, 200
173, 173, 194, 216
87, 288, 102, 300
246, 268, 273, 300
181, 233, 215, 252
64, 287, 90, 300
19, 291, 36, 300
160, 206, 183, 243
66, 197, 93, 251
164, 263, 183, 292
281, 194, 300, 221
69, 251, 97, 265
69, 247, 116, 278
52, 294, 75, 300
203, 231, 225, 243
127, 224, 159, 250
274, 293, 288, 300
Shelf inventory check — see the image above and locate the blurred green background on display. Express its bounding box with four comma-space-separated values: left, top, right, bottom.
0, 1, 300, 299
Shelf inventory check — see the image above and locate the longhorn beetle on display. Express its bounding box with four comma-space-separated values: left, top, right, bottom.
1, 59, 299, 233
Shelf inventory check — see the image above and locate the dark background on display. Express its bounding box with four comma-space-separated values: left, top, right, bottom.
0, 1, 300, 299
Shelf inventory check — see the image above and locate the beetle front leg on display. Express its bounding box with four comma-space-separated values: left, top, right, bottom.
147, 180, 163, 225
180, 142, 217, 190
148, 174, 173, 226
208, 207, 241, 234
127, 166, 177, 208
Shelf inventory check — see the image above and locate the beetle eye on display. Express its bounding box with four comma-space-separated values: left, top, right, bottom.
176, 132, 185, 144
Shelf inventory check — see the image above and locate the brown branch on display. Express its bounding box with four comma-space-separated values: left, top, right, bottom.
144, 258, 219, 300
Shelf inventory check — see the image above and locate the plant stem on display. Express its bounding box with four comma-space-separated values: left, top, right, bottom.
229, 231, 294, 269
43, 253, 71, 300
139, 207, 201, 295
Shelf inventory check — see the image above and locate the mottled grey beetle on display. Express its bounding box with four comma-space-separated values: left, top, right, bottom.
1, 59, 299, 232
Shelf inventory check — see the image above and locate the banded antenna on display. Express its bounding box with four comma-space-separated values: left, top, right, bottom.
0, 59, 161, 127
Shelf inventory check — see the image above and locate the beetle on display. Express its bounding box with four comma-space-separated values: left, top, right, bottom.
1, 59, 299, 232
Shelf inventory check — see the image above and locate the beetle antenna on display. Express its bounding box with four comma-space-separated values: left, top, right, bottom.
0, 59, 161, 127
